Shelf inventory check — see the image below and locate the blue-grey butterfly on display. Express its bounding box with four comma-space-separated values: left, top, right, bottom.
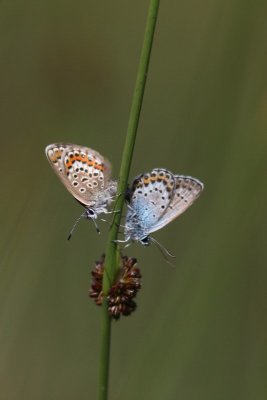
124, 168, 204, 247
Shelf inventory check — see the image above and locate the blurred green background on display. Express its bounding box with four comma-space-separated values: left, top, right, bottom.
1, 1, 267, 399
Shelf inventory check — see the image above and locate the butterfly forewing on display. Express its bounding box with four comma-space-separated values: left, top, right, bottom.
125, 169, 176, 239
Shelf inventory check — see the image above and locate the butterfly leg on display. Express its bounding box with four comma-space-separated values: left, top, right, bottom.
113, 236, 131, 244
92, 218, 101, 234
104, 209, 120, 214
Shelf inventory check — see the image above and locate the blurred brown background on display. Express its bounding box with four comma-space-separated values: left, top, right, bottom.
0, 1, 267, 399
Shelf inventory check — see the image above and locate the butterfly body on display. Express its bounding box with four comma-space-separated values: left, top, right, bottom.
125, 168, 204, 244
45, 143, 117, 220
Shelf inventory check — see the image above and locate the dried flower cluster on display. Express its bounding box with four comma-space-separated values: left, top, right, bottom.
89, 255, 141, 320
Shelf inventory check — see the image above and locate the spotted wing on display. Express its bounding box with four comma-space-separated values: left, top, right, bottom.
126, 169, 177, 237
45, 143, 113, 206
147, 175, 204, 233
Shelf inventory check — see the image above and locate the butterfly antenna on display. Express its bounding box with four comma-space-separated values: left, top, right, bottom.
67, 212, 85, 240
150, 237, 176, 267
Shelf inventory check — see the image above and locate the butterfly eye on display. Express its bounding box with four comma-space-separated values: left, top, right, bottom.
140, 237, 150, 246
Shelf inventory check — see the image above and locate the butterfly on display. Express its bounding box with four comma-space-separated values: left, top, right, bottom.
124, 168, 204, 246
45, 143, 117, 236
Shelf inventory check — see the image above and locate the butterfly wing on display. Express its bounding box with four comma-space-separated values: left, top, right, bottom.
45, 143, 113, 207
125, 169, 177, 240
147, 175, 204, 233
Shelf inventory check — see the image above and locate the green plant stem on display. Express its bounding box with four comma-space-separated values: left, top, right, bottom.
98, 300, 111, 400
97, 1, 160, 400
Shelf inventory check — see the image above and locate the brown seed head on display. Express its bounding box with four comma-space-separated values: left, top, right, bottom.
89, 255, 141, 320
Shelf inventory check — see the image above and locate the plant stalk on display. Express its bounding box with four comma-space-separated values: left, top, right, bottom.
97, 1, 160, 399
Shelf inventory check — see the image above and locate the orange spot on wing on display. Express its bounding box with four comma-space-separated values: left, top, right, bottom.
95, 163, 104, 171
49, 149, 62, 162
143, 178, 150, 185
65, 161, 72, 169
86, 157, 104, 171
55, 150, 62, 158
86, 157, 94, 167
